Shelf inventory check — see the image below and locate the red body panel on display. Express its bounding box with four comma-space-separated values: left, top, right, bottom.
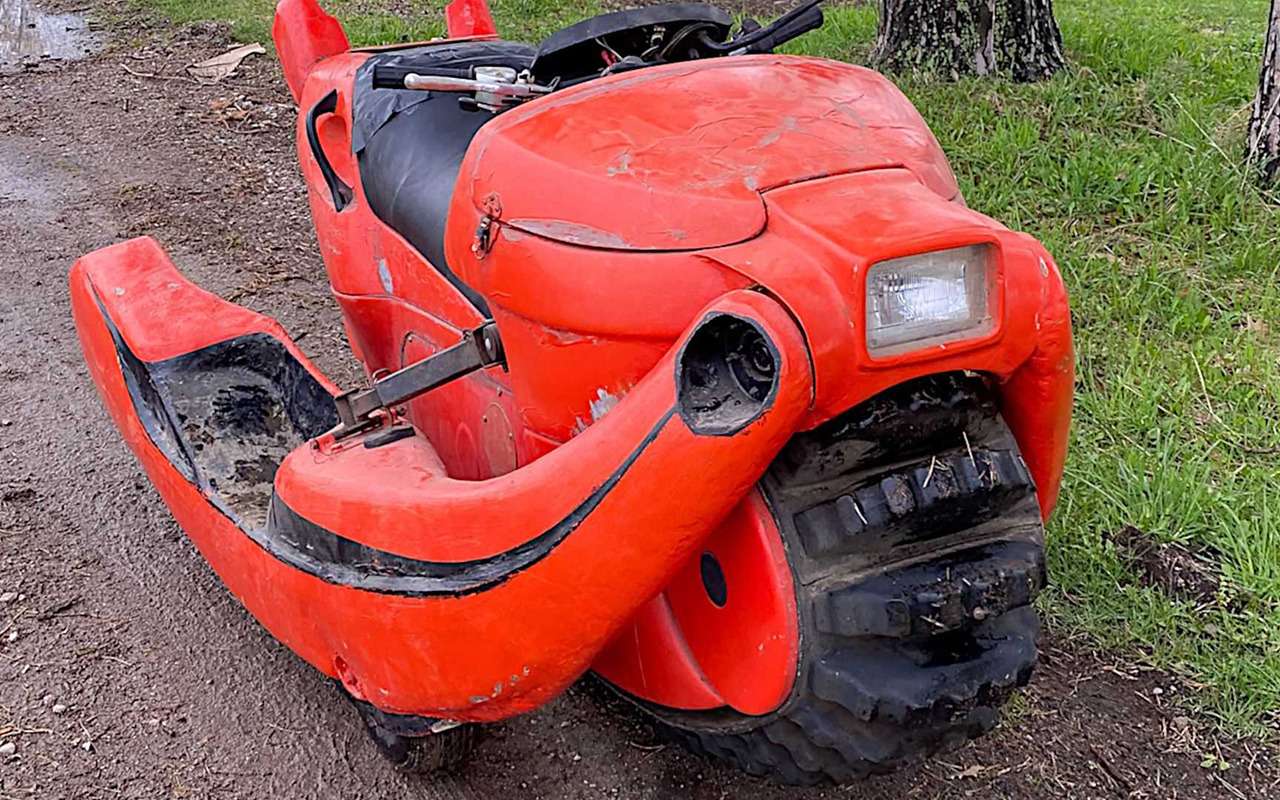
71, 238, 813, 719
274, 0, 349, 102
453, 57, 960, 252
285, 28, 1072, 713
593, 491, 798, 712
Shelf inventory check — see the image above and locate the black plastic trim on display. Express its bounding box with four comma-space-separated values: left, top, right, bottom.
93, 283, 679, 597
264, 407, 676, 597
306, 90, 354, 212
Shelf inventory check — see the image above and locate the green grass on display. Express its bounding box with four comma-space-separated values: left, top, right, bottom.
134, 0, 597, 45
130, 0, 1280, 736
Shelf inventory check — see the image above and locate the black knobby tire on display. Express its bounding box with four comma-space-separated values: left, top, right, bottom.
643, 372, 1047, 785
345, 689, 479, 775
382, 726, 479, 775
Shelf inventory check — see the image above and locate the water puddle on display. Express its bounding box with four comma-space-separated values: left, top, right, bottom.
0, 0, 101, 70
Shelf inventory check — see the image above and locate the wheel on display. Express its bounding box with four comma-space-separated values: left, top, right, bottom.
639, 372, 1047, 785
370, 726, 478, 775
344, 690, 479, 775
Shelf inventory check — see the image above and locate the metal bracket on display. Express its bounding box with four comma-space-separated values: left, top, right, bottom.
332, 322, 505, 439
472, 215, 495, 258
473, 193, 502, 259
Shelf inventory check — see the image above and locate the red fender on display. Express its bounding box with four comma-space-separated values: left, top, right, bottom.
70, 237, 813, 721
273, 0, 349, 103
998, 245, 1073, 517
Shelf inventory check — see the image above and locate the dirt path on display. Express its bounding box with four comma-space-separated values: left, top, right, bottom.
0, 8, 1276, 799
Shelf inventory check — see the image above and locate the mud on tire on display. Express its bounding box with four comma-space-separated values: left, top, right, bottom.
645, 372, 1047, 785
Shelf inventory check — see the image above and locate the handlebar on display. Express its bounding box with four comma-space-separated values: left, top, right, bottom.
702, 0, 823, 55
371, 64, 473, 88
370, 1, 825, 104
402, 73, 552, 98
371, 63, 555, 112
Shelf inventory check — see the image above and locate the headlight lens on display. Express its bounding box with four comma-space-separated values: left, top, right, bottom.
865, 244, 995, 357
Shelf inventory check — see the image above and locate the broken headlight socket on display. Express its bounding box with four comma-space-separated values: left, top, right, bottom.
676, 313, 780, 436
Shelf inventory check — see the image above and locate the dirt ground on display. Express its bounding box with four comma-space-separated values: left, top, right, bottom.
0, 7, 1277, 799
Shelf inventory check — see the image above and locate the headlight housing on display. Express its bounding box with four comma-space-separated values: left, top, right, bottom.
865, 244, 996, 358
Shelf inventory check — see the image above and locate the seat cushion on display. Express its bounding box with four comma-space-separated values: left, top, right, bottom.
353, 41, 536, 316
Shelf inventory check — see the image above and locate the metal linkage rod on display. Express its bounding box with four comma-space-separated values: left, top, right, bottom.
333, 322, 504, 438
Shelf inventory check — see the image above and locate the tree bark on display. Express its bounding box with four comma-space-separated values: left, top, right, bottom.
872, 0, 1065, 82
1248, 0, 1280, 186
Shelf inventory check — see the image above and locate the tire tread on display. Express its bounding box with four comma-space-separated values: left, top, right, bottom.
649, 373, 1047, 784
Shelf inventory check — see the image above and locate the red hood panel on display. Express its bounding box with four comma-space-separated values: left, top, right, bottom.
461, 55, 960, 250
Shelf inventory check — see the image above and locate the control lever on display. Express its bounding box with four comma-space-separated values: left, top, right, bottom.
371, 64, 555, 111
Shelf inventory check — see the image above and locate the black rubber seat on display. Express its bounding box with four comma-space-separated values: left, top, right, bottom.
352, 41, 536, 316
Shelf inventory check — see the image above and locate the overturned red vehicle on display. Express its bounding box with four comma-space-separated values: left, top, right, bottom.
70, 0, 1072, 784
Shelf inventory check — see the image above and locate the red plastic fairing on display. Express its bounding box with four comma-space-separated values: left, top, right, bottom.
595, 490, 799, 713
71, 237, 336, 376
454, 57, 960, 253
997, 250, 1073, 517
706, 169, 1074, 518
445, 0, 497, 38
278, 34, 1071, 715
295, 53, 493, 336
273, 0, 349, 103
71, 237, 813, 721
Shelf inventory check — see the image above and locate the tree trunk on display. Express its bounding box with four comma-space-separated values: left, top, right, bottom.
1248, 0, 1280, 186
872, 0, 1065, 82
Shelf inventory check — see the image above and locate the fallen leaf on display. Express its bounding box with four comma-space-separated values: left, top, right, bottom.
187, 43, 265, 83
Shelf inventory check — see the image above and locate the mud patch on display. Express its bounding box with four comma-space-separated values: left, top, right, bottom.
1110, 525, 1223, 605
142, 333, 337, 529
0, 0, 101, 71
1, 486, 36, 504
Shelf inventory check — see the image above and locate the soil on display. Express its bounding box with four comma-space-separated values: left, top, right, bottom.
1108, 525, 1224, 607
0, 5, 1277, 798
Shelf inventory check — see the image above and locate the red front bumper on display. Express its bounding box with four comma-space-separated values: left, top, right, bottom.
70, 237, 813, 721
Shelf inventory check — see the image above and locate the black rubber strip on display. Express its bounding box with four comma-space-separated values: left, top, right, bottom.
263, 406, 675, 597
93, 292, 203, 484
363, 425, 416, 449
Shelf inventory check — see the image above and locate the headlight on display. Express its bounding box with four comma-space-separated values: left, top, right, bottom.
865, 244, 995, 357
